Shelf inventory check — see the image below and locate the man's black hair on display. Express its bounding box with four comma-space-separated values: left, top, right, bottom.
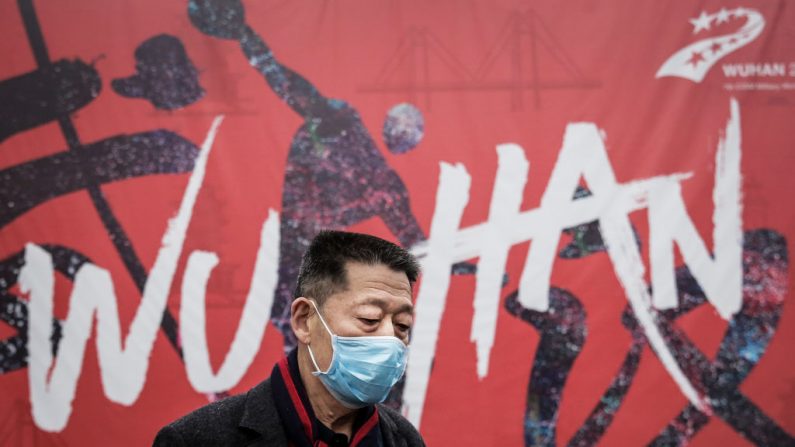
294, 230, 420, 306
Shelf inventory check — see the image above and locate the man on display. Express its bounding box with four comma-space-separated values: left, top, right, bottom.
154, 231, 425, 446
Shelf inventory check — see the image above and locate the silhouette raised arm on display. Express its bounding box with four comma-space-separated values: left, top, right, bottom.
239, 26, 328, 119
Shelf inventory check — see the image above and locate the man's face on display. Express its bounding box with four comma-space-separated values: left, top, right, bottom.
309, 262, 414, 371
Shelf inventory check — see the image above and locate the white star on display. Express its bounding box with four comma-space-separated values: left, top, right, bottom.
690, 11, 712, 34
716, 8, 731, 24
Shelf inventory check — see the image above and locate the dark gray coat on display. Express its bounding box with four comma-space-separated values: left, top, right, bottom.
153, 379, 425, 446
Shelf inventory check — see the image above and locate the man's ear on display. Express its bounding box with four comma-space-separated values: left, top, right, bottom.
290, 297, 314, 345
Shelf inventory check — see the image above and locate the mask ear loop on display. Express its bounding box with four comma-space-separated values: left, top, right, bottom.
306, 299, 334, 374
309, 300, 334, 335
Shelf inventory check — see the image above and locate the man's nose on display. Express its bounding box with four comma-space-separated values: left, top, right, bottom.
377, 319, 397, 337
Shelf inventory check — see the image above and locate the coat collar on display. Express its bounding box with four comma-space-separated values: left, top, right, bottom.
375, 405, 398, 447
236, 354, 389, 447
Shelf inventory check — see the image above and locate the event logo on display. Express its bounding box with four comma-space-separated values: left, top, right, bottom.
656, 7, 765, 82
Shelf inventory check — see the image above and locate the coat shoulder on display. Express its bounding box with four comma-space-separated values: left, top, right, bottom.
153, 392, 249, 445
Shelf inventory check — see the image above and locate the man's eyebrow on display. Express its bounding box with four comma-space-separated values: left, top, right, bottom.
360, 297, 414, 314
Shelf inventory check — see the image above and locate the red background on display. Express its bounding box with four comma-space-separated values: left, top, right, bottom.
1, 0, 794, 445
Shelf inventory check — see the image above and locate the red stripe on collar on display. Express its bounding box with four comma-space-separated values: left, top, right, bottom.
278, 357, 314, 441
350, 407, 380, 447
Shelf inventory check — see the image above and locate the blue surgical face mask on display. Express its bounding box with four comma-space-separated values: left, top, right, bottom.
306, 300, 408, 408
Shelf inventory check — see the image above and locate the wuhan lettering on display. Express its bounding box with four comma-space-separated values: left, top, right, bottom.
20, 99, 743, 431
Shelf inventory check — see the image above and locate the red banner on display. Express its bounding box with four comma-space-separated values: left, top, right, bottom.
1, 1, 794, 445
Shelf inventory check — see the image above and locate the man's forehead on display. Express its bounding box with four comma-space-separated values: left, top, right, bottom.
344, 262, 412, 293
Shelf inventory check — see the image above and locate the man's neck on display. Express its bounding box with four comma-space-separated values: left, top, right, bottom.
296, 346, 359, 438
